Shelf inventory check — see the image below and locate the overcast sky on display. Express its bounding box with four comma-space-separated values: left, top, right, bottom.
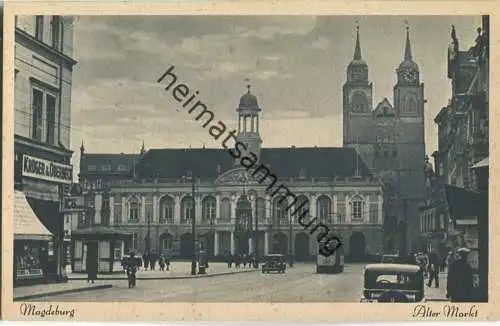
71, 15, 482, 172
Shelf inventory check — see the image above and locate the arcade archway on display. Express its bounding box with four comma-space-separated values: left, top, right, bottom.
180, 233, 193, 259
294, 232, 310, 261
272, 232, 287, 255
349, 232, 366, 262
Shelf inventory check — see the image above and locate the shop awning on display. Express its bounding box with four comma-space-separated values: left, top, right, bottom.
14, 190, 53, 241
444, 185, 487, 219
471, 156, 489, 169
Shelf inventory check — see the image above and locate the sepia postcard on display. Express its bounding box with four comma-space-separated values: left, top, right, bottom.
1, 0, 498, 322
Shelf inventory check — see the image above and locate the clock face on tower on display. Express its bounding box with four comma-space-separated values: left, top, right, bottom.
401, 68, 417, 83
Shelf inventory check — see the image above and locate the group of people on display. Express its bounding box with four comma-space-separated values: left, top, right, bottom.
225, 252, 257, 268
399, 247, 475, 302
141, 251, 171, 272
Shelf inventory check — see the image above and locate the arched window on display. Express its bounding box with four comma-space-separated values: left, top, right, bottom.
350, 195, 364, 220
273, 197, 288, 224
127, 195, 140, 222
295, 195, 309, 219
404, 94, 417, 113
256, 197, 266, 222
351, 92, 369, 113
181, 196, 194, 223
101, 192, 110, 225
202, 196, 216, 223
316, 195, 332, 223
220, 197, 231, 221
159, 195, 174, 223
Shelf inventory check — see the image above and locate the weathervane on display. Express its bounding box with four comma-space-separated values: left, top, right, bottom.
245, 78, 251, 93
355, 20, 359, 31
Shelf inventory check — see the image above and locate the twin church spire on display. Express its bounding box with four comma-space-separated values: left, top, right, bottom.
347, 21, 419, 84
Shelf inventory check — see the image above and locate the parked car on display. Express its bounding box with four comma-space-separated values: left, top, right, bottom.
262, 254, 286, 273
360, 263, 424, 302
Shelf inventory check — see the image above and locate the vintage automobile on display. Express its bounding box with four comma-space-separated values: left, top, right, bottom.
381, 254, 401, 264
262, 254, 286, 273
360, 264, 425, 303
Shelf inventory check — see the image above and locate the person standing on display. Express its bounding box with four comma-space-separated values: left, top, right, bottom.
143, 252, 149, 271
86, 253, 98, 284
150, 251, 157, 271
447, 247, 474, 302
159, 254, 166, 271
427, 250, 441, 288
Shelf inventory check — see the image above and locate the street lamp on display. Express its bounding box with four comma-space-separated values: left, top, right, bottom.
288, 208, 293, 267
253, 195, 259, 268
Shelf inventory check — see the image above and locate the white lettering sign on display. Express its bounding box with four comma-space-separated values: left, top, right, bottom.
22, 154, 73, 184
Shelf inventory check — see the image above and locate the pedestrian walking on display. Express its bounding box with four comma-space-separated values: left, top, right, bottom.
447, 247, 474, 302
143, 252, 149, 271
166, 255, 171, 271
159, 254, 166, 271
427, 250, 441, 288
446, 251, 455, 273
235, 254, 241, 268
150, 251, 157, 271
86, 253, 98, 284
242, 254, 247, 268
227, 252, 233, 268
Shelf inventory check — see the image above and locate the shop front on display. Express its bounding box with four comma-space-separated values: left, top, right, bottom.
14, 190, 53, 286
71, 227, 133, 273
14, 144, 74, 284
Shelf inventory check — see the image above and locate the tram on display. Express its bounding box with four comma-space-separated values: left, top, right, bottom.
316, 243, 344, 274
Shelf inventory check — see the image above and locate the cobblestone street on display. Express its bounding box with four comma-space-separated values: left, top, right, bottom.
31, 263, 447, 302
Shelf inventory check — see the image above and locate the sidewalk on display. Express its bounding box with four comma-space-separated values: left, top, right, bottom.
68, 261, 259, 280
425, 272, 449, 302
14, 281, 112, 301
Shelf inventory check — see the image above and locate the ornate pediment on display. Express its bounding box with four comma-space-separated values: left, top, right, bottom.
215, 167, 269, 186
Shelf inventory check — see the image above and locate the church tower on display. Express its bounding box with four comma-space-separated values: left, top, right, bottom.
235, 84, 263, 164
343, 23, 375, 170
392, 25, 426, 255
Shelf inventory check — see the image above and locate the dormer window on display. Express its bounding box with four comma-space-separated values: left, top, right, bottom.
102, 165, 111, 171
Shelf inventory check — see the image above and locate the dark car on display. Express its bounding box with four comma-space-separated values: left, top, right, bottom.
262, 254, 286, 273
360, 264, 424, 303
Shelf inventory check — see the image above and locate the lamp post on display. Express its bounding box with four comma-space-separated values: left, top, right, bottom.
288, 209, 293, 267
189, 173, 197, 276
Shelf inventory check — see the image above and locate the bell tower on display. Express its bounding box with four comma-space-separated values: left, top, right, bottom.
235, 84, 263, 164
343, 23, 374, 169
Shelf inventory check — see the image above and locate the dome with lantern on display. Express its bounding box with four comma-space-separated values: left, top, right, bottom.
238, 85, 261, 111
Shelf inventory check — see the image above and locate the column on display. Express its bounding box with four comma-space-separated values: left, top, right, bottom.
94, 193, 102, 224
230, 197, 237, 224
378, 194, 383, 225
230, 231, 235, 254
141, 195, 146, 223
364, 194, 370, 224
195, 196, 202, 220
153, 194, 158, 223
174, 195, 181, 224
264, 231, 269, 254
109, 195, 115, 225
265, 195, 271, 223
214, 231, 219, 256
248, 238, 253, 254
122, 196, 127, 224
215, 195, 221, 221
345, 194, 350, 224
310, 194, 317, 220
333, 194, 338, 224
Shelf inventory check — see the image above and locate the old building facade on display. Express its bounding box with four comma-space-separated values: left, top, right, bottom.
13, 15, 77, 285
78, 88, 385, 264
420, 16, 489, 301
343, 26, 426, 255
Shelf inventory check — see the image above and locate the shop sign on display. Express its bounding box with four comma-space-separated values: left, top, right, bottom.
62, 196, 85, 212
22, 154, 73, 184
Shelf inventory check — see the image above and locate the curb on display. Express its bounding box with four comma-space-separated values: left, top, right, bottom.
14, 284, 113, 301
68, 268, 259, 281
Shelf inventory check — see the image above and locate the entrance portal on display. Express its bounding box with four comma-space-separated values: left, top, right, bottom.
272, 232, 287, 255
349, 232, 366, 262
294, 232, 310, 261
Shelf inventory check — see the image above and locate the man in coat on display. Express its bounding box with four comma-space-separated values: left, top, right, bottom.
446, 247, 474, 302
427, 250, 441, 288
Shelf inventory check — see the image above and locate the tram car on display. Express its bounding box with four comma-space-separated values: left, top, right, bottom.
316, 243, 344, 274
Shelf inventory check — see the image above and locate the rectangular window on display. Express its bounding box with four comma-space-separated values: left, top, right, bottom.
35, 16, 44, 41
45, 94, 56, 144
32, 88, 43, 141
369, 203, 378, 223
352, 201, 362, 220
51, 16, 61, 50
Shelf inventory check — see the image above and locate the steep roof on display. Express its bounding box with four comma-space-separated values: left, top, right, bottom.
133, 147, 372, 180
80, 153, 142, 175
